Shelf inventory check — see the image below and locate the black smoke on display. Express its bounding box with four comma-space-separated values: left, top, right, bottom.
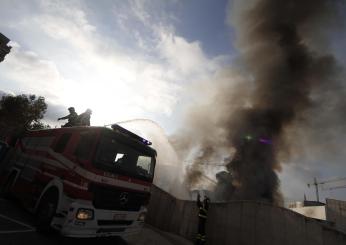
174, 0, 344, 203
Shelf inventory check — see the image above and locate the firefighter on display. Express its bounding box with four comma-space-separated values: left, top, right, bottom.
196, 193, 210, 245
58, 107, 78, 127
77, 108, 92, 126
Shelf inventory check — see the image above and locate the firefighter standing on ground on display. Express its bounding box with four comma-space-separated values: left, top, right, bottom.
196, 193, 210, 245
58, 107, 78, 127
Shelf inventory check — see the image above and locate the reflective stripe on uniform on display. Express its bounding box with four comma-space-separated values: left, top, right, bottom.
196, 234, 206, 241
198, 214, 207, 219
199, 207, 207, 219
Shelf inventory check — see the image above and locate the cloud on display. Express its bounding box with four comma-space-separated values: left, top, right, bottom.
0, 41, 63, 100
0, 0, 229, 129
35, 0, 96, 52
33, 1, 184, 119
158, 30, 211, 77
43, 101, 69, 127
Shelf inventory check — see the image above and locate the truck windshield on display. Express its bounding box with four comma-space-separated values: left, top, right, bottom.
94, 135, 155, 181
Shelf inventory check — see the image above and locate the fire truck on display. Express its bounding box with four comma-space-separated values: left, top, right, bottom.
0, 124, 156, 238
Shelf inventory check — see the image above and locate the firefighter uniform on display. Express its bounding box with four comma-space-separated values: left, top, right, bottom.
58, 107, 78, 127
196, 195, 209, 245
77, 109, 92, 126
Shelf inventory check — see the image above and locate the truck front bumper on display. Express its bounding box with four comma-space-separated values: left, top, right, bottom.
59, 202, 146, 238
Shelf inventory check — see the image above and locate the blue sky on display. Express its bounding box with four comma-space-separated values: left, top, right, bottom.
0, 0, 345, 202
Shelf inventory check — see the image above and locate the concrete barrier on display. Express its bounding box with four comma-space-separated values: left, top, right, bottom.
146, 185, 198, 240
326, 199, 346, 234
147, 186, 346, 245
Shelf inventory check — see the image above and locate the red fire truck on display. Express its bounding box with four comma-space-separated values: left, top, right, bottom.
0, 124, 156, 238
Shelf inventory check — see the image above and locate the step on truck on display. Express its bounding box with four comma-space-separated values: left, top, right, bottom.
0, 124, 156, 238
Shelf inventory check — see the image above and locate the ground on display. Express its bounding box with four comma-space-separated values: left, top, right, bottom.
0, 197, 192, 245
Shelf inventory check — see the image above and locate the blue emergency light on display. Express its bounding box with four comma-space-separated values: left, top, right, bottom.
111, 124, 152, 145
243, 134, 272, 145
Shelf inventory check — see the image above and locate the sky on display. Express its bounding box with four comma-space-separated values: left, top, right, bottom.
0, 0, 233, 130
0, 0, 345, 203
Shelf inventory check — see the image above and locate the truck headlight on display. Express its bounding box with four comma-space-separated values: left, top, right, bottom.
76, 208, 94, 220
137, 212, 146, 222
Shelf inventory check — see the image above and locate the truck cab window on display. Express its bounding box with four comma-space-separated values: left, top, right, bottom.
95, 134, 155, 180
114, 153, 125, 163
137, 156, 152, 176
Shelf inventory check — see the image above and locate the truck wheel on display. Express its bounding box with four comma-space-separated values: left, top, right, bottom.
36, 189, 58, 232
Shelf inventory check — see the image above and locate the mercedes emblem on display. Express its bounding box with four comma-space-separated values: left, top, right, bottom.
119, 192, 129, 205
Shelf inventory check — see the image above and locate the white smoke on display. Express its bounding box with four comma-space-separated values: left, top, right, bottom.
118, 119, 190, 199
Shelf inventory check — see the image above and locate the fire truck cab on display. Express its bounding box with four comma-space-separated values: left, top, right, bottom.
0, 124, 156, 238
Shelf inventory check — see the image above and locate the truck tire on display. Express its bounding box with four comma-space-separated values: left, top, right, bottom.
35, 189, 58, 232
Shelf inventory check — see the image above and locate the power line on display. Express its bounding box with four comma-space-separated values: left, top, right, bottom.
319, 177, 346, 185
327, 185, 346, 191
308, 177, 346, 201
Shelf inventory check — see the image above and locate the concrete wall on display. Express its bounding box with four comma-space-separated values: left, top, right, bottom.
290, 206, 326, 220
146, 185, 198, 240
147, 186, 346, 245
326, 199, 346, 234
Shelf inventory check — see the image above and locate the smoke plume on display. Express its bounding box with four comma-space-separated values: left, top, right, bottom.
173, 0, 344, 203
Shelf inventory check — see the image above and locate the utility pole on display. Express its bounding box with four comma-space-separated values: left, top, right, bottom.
314, 177, 319, 202
307, 177, 320, 202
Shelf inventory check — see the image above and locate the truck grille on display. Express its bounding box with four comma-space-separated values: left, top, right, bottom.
90, 183, 150, 211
